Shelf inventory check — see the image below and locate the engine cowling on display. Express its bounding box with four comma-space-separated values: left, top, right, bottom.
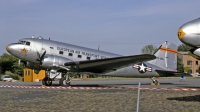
25, 61, 40, 74
41, 55, 73, 69
189, 48, 200, 60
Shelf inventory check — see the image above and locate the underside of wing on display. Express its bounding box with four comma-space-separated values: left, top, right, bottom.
155, 70, 190, 76
64, 54, 156, 73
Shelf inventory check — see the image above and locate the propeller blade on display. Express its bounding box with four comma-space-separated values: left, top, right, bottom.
36, 50, 46, 64
36, 51, 41, 61
40, 50, 46, 60
39, 50, 46, 64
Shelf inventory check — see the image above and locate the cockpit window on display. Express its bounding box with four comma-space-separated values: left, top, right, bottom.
18, 41, 31, 46
26, 41, 30, 46
19, 41, 26, 44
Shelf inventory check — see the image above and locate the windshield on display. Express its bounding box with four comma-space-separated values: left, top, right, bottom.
19, 41, 26, 44
18, 41, 31, 46
4, 76, 11, 78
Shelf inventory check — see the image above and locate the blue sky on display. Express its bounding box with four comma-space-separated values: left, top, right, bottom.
1, 0, 200, 55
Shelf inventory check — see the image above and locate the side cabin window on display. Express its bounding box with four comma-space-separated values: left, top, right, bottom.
59, 51, 63, 55
78, 55, 82, 58
50, 47, 54, 49
87, 57, 90, 60
69, 53, 73, 56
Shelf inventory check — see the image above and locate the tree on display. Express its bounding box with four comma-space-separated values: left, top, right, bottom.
178, 44, 192, 52
184, 66, 191, 73
141, 44, 157, 54
177, 57, 184, 72
177, 44, 192, 72
0, 53, 24, 76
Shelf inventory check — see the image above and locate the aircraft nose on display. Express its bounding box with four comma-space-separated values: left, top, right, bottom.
177, 18, 200, 47
6, 44, 17, 54
6, 45, 12, 53
177, 28, 185, 40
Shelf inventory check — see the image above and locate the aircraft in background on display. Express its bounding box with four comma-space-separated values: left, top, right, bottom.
178, 17, 200, 60
6, 36, 179, 86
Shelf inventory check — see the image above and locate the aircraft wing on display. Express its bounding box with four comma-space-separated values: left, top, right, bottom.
64, 54, 156, 73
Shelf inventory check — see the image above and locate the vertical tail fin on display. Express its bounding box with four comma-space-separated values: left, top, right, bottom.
148, 41, 178, 71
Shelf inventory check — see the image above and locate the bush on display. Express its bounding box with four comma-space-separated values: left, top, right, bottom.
5, 71, 20, 80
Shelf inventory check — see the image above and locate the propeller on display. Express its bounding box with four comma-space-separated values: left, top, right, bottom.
36, 50, 46, 65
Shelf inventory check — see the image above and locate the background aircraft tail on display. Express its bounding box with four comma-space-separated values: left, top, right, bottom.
148, 41, 178, 71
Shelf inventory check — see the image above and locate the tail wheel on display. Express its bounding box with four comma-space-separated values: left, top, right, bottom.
153, 80, 158, 85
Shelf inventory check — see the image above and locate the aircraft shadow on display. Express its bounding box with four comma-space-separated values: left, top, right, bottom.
167, 95, 200, 102
50, 83, 178, 87
176, 86, 200, 89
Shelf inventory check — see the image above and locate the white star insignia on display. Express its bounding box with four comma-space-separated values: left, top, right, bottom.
139, 63, 146, 72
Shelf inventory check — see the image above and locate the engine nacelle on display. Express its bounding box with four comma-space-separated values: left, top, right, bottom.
25, 61, 40, 74
189, 48, 200, 60
41, 55, 73, 69
26, 62, 39, 69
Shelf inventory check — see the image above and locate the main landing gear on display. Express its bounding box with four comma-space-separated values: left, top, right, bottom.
42, 70, 72, 87
59, 74, 71, 86
42, 70, 53, 86
150, 77, 160, 85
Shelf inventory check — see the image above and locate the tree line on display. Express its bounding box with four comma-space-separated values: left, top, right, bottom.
0, 53, 24, 76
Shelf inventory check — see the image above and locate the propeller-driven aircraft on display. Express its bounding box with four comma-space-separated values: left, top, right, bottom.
6, 36, 179, 86
178, 17, 200, 60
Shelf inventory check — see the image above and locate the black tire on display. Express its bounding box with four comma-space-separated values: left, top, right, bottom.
46, 79, 52, 86
59, 77, 71, 87
42, 78, 46, 85
42, 77, 52, 86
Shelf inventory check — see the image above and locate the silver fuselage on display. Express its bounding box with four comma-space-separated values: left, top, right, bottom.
6, 37, 174, 77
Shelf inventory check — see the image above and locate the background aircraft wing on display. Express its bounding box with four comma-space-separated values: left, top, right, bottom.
64, 54, 156, 73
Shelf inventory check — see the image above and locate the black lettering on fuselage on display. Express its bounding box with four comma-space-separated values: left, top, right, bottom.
57, 47, 107, 59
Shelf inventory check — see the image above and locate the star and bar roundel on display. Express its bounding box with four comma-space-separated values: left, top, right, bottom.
132, 63, 152, 73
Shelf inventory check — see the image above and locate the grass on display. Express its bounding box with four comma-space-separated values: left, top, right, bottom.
0, 90, 200, 112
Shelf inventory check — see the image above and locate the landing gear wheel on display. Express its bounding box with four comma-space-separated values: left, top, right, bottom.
59, 76, 71, 87
42, 77, 52, 86
153, 80, 158, 85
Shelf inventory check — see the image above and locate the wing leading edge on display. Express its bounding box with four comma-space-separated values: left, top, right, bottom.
64, 54, 156, 73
